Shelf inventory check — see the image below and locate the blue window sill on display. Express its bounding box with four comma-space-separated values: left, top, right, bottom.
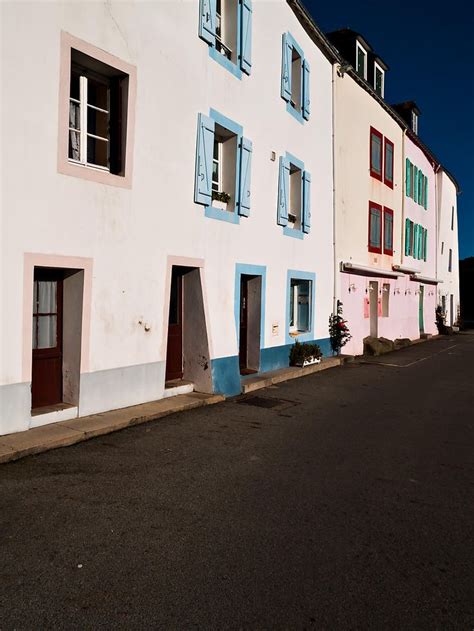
288, 330, 313, 343
209, 47, 242, 80
205, 204, 240, 224
286, 102, 305, 124
283, 226, 304, 239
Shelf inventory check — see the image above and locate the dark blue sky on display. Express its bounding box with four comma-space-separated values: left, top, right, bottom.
303, 0, 474, 259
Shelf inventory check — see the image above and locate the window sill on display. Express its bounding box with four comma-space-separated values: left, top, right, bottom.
283, 226, 304, 239
286, 102, 305, 124
205, 204, 240, 224
59, 158, 131, 188
209, 46, 242, 80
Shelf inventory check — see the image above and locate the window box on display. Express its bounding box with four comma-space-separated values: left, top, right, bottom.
289, 341, 322, 367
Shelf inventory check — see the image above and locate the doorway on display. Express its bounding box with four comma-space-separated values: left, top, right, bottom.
31, 269, 64, 409
239, 274, 262, 375
369, 281, 378, 338
166, 268, 183, 381
450, 294, 454, 326
418, 285, 425, 334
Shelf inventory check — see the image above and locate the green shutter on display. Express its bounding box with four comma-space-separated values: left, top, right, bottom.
418, 171, 423, 205
423, 229, 427, 261
424, 176, 428, 209
405, 218, 411, 256
406, 159, 411, 197
413, 224, 419, 259
413, 166, 418, 202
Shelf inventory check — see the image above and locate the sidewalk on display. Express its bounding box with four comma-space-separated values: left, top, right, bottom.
0, 392, 224, 465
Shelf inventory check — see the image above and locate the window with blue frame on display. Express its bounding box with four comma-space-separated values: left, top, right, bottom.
194, 110, 252, 223
277, 153, 311, 237
290, 279, 311, 334
198, 0, 252, 78
281, 33, 310, 122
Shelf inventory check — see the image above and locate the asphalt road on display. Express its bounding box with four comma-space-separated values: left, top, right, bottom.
1, 335, 473, 630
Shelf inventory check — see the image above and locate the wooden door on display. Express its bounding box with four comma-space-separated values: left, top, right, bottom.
31, 270, 63, 409
239, 276, 248, 372
166, 270, 183, 381
418, 285, 425, 334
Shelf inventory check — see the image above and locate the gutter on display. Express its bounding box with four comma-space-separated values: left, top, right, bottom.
410, 274, 443, 284
393, 264, 421, 274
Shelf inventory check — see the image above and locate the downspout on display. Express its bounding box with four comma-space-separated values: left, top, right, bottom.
331, 63, 337, 314
401, 128, 407, 266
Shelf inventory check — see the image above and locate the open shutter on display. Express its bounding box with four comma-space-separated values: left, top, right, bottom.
413, 166, 418, 202
281, 34, 292, 102
198, 0, 216, 46
419, 226, 424, 259
413, 224, 418, 259
302, 170, 311, 233
405, 218, 411, 256
194, 113, 215, 206
302, 59, 310, 120
238, 137, 252, 217
240, 0, 252, 74
405, 159, 411, 197
423, 229, 427, 261
424, 176, 428, 209
277, 156, 290, 226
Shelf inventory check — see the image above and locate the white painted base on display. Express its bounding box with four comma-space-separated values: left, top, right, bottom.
163, 382, 194, 398
30, 405, 78, 428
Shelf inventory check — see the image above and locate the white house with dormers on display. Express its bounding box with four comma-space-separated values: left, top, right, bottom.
0, 0, 337, 435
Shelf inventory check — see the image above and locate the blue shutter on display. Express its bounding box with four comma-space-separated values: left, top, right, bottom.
194, 113, 215, 206
281, 34, 292, 102
302, 59, 310, 120
277, 156, 290, 226
406, 159, 411, 197
238, 137, 252, 217
302, 170, 311, 233
198, 0, 216, 46
240, 0, 252, 74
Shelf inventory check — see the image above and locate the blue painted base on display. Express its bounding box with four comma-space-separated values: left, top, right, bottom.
211, 337, 332, 396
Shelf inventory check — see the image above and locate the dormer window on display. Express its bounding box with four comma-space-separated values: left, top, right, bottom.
374, 61, 384, 97
356, 41, 367, 79
411, 111, 418, 134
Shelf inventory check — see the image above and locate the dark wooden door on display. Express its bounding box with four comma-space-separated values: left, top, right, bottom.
239, 277, 248, 372
166, 270, 183, 381
31, 270, 63, 409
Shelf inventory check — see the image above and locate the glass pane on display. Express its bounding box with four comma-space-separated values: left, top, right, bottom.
69, 130, 81, 160
37, 281, 57, 314
87, 107, 109, 140
87, 136, 108, 168
357, 48, 365, 77
70, 71, 80, 100
290, 283, 295, 327
385, 144, 393, 180
37, 315, 57, 349
385, 216, 393, 250
375, 69, 383, 95
32, 316, 37, 350
370, 210, 380, 246
371, 134, 381, 173
69, 100, 80, 130
87, 77, 109, 110
297, 282, 310, 331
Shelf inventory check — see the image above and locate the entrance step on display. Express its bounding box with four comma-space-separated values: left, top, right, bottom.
0, 391, 224, 465
241, 357, 345, 394
163, 379, 194, 398
420, 333, 433, 339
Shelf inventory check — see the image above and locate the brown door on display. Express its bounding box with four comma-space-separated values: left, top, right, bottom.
239, 276, 248, 373
166, 269, 183, 381
31, 269, 63, 409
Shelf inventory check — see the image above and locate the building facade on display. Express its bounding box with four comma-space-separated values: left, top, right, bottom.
0, 0, 337, 435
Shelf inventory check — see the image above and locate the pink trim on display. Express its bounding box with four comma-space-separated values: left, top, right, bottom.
22, 253, 93, 382
57, 31, 137, 189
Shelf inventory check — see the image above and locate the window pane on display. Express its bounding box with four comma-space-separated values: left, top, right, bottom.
371, 134, 381, 174
37, 315, 57, 349
69, 131, 81, 161
37, 281, 57, 314
87, 77, 109, 110
385, 144, 393, 181
32, 316, 37, 350
297, 281, 310, 331
70, 71, 80, 100
375, 68, 383, 96
384, 214, 393, 251
87, 136, 108, 168
87, 107, 109, 140
69, 101, 80, 130
357, 47, 365, 77
33, 281, 38, 315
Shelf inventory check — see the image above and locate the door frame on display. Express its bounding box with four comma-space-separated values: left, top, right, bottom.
369, 280, 379, 337
235, 264, 266, 374
165, 267, 184, 382
418, 284, 425, 334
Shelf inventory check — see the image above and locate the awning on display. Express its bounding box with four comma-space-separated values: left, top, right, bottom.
341, 261, 403, 279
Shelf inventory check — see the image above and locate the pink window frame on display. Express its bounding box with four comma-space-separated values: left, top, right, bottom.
57, 31, 137, 189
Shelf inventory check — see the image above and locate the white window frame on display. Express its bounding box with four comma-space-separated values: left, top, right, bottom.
212, 138, 222, 193
411, 111, 418, 134
289, 279, 311, 333
356, 41, 367, 80
215, 0, 232, 60
69, 72, 110, 172
374, 61, 385, 98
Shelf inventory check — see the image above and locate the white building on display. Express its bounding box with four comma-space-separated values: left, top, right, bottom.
0, 0, 337, 435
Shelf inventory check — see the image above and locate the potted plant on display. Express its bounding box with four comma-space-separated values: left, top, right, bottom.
212, 190, 231, 210
289, 341, 322, 367
329, 300, 352, 355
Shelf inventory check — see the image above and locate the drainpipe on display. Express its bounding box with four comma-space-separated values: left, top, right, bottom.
331, 63, 338, 314
401, 128, 407, 266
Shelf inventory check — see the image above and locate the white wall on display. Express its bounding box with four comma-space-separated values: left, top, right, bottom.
437, 170, 460, 323
0, 0, 335, 432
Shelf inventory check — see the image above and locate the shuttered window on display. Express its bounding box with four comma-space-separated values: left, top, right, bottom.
370, 127, 383, 180
368, 203, 382, 253
384, 139, 394, 187
383, 208, 394, 255
277, 154, 311, 235
281, 33, 310, 122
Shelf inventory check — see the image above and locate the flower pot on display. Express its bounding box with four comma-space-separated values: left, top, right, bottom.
212, 200, 228, 211
295, 356, 321, 367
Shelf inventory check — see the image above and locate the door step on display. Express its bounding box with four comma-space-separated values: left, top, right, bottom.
420, 333, 432, 339
163, 379, 194, 398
